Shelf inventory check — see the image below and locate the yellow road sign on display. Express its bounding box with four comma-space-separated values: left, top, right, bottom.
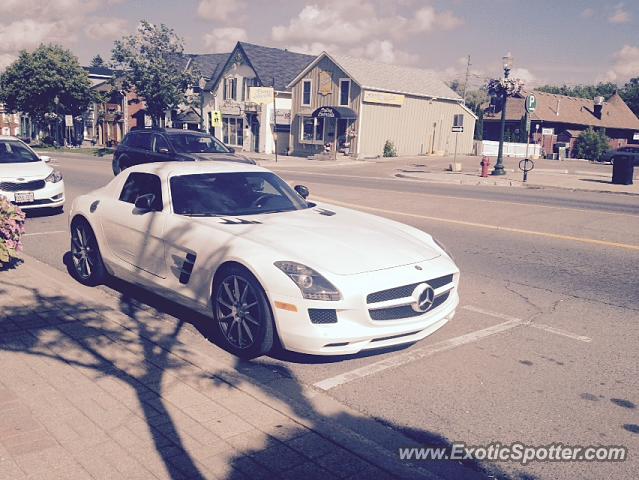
211, 110, 223, 128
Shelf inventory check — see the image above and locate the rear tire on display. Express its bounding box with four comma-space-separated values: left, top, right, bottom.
70, 218, 107, 286
212, 265, 274, 359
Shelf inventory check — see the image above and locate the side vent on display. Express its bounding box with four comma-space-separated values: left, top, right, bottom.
179, 253, 197, 284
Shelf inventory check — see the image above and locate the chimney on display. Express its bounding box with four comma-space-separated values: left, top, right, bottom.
594, 96, 604, 119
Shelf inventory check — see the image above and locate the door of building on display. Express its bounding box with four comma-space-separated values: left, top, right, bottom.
251, 116, 260, 152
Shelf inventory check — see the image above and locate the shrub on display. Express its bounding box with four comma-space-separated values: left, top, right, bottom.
574, 127, 610, 162
383, 140, 397, 157
0, 196, 26, 268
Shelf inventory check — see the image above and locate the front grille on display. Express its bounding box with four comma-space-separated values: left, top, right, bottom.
14, 198, 54, 206
0, 180, 46, 192
367, 274, 454, 304
369, 291, 450, 321
308, 309, 338, 324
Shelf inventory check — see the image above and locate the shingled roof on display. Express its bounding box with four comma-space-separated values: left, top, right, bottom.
485, 90, 639, 130
185, 53, 230, 80
207, 42, 314, 91
288, 52, 462, 101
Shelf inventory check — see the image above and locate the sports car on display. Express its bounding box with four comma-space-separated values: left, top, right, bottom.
68, 161, 459, 358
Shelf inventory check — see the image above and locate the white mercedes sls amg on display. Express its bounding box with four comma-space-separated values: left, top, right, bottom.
68, 161, 459, 358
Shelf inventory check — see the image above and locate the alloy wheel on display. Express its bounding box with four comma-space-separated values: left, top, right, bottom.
216, 275, 261, 350
71, 223, 97, 280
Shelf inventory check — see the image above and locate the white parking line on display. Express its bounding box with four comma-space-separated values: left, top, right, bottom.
529, 323, 592, 343
313, 304, 592, 391
22, 230, 67, 237
313, 315, 525, 391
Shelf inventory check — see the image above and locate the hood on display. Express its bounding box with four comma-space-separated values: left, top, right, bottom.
0, 161, 52, 180
193, 204, 440, 275
189, 153, 256, 164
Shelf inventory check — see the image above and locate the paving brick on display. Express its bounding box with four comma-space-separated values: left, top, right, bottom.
180, 400, 231, 423
0, 457, 26, 480
12, 445, 75, 477
286, 431, 340, 460
257, 417, 309, 442
250, 442, 307, 473
225, 429, 272, 454
204, 414, 255, 439
279, 461, 338, 480
314, 450, 374, 479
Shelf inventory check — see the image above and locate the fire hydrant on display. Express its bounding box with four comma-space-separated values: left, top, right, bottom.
480, 157, 491, 177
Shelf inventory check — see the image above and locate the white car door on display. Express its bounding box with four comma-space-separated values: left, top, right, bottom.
99, 172, 168, 278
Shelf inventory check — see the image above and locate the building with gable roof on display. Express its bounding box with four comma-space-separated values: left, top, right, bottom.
483, 90, 639, 157
287, 52, 477, 158
201, 42, 314, 154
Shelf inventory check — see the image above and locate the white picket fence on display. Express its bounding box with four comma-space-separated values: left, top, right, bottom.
477, 140, 541, 158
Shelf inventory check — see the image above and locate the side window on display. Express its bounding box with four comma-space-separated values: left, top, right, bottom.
153, 134, 170, 153
119, 172, 163, 211
138, 133, 152, 151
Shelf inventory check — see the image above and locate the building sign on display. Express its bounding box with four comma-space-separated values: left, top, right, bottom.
541, 127, 554, 136
363, 90, 405, 106
211, 110, 223, 128
525, 94, 537, 113
318, 71, 332, 96
272, 109, 291, 125
249, 87, 273, 105
220, 101, 241, 116
315, 107, 336, 118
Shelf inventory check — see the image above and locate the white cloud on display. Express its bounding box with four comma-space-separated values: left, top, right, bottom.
271, 0, 460, 66
608, 3, 631, 24
203, 27, 247, 53
0, 19, 61, 53
0, 53, 17, 71
604, 44, 639, 82
84, 17, 128, 41
197, 0, 246, 22
511, 67, 536, 85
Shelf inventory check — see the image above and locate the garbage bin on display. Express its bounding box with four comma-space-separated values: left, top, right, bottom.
612, 155, 634, 185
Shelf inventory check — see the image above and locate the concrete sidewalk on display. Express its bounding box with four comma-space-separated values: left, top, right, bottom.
0, 256, 439, 480
395, 166, 639, 195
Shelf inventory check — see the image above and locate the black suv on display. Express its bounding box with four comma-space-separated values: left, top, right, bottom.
112, 128, 255, 175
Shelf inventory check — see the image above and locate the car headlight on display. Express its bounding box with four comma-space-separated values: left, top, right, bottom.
433, 238, 455, 260
274, 261, 342, 301
45, 170, 63, 183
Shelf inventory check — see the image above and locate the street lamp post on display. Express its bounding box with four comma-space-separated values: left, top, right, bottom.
492, 53, 513, 176
53, 95, 60, 147
198, 77, 207, 132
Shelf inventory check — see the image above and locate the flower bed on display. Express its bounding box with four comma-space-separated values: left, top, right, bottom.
0, 196, 26, 269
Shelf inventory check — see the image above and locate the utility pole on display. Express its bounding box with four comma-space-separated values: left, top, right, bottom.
272, 76, 278, 163
462, 55, 471, 104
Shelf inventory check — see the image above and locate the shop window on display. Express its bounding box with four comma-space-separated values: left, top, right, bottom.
222, 117, 244, 146
302, 80, 312, 106
300, 116, 324, 143
339, 79, 351, 106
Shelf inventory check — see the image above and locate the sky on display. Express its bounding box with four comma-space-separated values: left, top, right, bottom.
1, 0, 638, 89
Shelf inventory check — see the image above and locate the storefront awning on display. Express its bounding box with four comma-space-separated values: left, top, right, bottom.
312, 106, 358, 119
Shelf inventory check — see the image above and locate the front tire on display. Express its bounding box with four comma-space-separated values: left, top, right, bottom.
70, 218, 107, 286
212, 266, 274, 359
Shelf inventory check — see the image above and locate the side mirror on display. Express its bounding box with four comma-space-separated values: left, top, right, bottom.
228, 147, 235, 153
158, 147, 170, 154
40, 155, 51, 163
294, 184, 310, 199
134, 193, 156, 211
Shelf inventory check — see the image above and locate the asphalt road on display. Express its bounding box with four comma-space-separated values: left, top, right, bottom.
15, 153, 639, 479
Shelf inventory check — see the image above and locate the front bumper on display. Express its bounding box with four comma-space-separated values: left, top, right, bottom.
1, 180, 65, 210
268, 256, 459, 356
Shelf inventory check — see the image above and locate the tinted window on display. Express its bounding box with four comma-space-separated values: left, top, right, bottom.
170, 172, 308, 216
119, 172, 163, 211
128, 132, 152, 150
153, 134, 170, 153
169, 133, 229, 153
0, 140, 40, 163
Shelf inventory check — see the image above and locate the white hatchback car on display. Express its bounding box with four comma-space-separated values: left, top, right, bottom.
0, 136, 65, 212
69, 161, 459, 358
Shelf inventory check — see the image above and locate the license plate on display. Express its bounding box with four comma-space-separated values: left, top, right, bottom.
15, 192, 35, 203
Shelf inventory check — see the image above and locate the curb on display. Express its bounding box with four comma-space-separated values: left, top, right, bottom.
13, 253, 442, 480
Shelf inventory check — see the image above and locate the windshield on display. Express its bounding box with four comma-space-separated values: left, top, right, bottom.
0, 140, 40, 163
169, 133, 230, 154
171, 172, 309, 216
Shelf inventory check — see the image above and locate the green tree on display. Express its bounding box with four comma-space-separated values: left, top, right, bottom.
536, 82, 618, 100
383, 140, 397, 157
620, 77, 639, 117
90, 54, 105, 68
0, 44, 92, 130
574, 127, 610, 161
111, 21, 195, 126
